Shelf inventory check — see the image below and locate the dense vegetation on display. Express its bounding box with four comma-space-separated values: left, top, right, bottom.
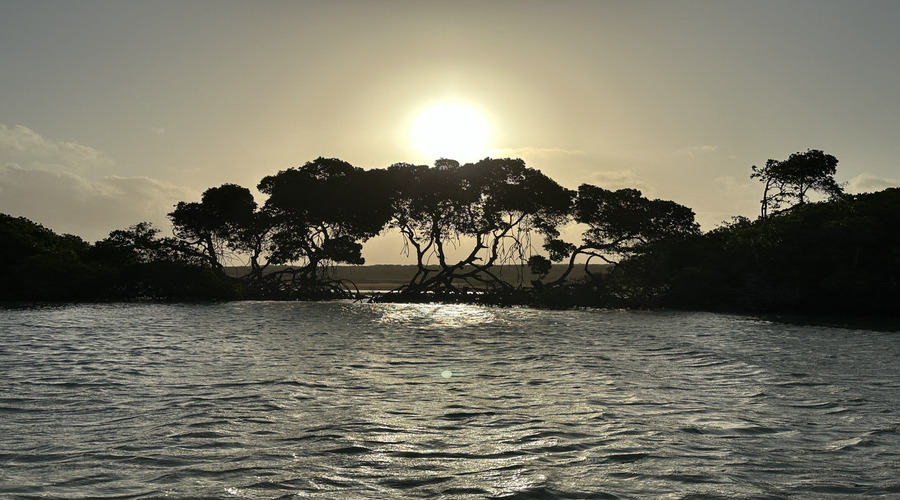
610, 187, 900, 315
2, 151, 897, 316
0, 216, 240, 301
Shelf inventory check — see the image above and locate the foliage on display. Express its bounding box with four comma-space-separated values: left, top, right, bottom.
384, 158, 573, 295
0, 216, 240, 301
169, 183, 270, 280
84, 222, 241, 300
618, 189, 900, 315
751, 149, 844, 218
547, 184, 700, 285
5, 149, 897, 316
0, 214, 92, 301
255, 157, 393, 297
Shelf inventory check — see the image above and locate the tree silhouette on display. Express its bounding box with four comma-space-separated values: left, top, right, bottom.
257, 157, 393, 297
549, 185, 699, 285
169, 183, 272, 287
92, 222, 173, 265
88, 221, 240, 300
386, 158, 572, 294
5, 146, 899, 313
0, 214, 90, 300
621, 188, 900, 315
751, 149, 844, 218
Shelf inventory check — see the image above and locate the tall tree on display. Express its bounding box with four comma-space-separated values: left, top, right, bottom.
169, 183, 271, 281
548, 185, 699, 285
751, 149, 844, 218
386, 158, 572, 293
257, 157, 392, 296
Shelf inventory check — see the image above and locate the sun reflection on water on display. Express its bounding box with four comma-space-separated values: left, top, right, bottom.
375, 303, 498, 330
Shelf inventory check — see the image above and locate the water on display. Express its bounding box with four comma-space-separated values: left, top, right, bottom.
1, 302, 898, 499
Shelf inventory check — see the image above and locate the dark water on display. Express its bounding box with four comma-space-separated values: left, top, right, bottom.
1, 302, 898, 499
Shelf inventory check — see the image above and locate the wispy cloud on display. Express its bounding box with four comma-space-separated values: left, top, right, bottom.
486, 145, 658, 194
0, 124, 113, 172
676, 145, 718, 157
0, 124, 193, 241
0, 163, 193, 241
713, 175, 754, 195
486, 146, 587, 159
846, 173, 900, 194
586, 169, 651, 192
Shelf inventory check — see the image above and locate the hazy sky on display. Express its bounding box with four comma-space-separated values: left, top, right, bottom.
2, 0, 899, 263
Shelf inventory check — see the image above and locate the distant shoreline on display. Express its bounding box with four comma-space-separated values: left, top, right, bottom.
226, 264, 610, 291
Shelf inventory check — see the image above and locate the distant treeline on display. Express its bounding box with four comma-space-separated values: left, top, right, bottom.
225, 263, 611, 292
2, 152, 898, 316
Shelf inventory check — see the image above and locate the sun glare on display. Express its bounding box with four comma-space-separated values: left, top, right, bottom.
410, 102, 491, 162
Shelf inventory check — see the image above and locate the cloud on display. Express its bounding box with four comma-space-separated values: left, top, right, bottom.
0, 125, 193, 242
846, 173, 900, 194
0, 124, 113, 172
681, 176, 763, 230
486, 145, 654, 193
486, 146, 587, 159
712, 175, 761, 214
713, 175, 755, 196
585, 169, 651, 193
676, 145, 718, 157
0, 162, 193, 241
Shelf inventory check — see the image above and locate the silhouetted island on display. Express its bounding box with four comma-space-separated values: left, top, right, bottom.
2, 152, 897, 316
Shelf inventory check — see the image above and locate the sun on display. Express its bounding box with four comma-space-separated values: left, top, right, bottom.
410, 101, 491, 162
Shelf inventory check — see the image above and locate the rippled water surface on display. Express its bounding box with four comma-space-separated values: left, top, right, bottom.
1, 302, 899, 499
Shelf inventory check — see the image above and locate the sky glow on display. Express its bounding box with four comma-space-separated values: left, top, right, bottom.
1, 1, 899, 263
410, 102, 491, 162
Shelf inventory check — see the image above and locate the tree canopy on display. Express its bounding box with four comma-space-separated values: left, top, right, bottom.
619, 188, 900, 315
547, 185, 700, 285
751, 149, 844, 218
256, 157, 393, 297
169, 183, 264, 270
4, 148, 896, 316
0, 215, 239, 301
384, 158, 573, 295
